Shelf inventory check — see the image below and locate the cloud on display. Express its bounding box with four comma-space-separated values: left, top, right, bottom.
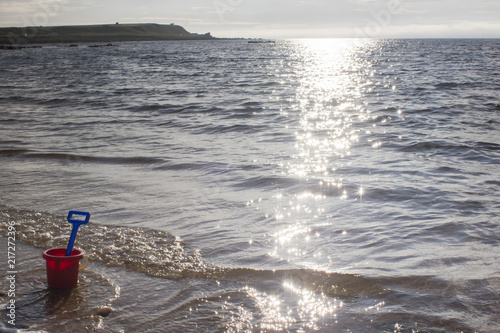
0, 0, 498, 38
0, 0, 39, 15
0, 0, 80, 27
347, 0, 378, 4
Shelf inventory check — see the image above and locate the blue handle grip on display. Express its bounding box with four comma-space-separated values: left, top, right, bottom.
65, 211, 90, 256
67, 211, 90, 224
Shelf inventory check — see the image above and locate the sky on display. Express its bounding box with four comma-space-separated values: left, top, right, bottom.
1, 0, 499, 38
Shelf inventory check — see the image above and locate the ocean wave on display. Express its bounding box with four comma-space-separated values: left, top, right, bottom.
1, 204, 495, 333
129, 103, 180, 112
194, 124, 269, 135
400, 141, 472, 153
0, 149, 164, 166
0, 205, 205, 280
232, 175, 301, 189
0, 205, 378, 298
0, 148, 31, 157
0, 204, 451, 302
153, 162, 209, 171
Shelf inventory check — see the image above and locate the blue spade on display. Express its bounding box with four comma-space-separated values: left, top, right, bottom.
65, 210, 90, 256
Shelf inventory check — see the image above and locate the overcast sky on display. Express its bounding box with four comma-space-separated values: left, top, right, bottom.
1, 0, 499, 38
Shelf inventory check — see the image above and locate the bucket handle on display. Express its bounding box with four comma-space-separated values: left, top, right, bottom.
79, 256, 89, 271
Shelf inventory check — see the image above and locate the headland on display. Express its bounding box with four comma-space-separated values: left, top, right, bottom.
0, 23, 214, 45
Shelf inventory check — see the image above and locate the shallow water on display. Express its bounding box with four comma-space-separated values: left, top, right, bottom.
1, 39, 499, 332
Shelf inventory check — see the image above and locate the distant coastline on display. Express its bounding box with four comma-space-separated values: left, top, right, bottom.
0, 23, 215, 45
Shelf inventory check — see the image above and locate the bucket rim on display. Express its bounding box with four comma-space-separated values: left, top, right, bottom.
43, 247, 85, 261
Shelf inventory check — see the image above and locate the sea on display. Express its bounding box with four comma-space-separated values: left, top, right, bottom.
0, 38, 499, 333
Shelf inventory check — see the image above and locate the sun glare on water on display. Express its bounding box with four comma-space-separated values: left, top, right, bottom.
286, 39, 375, 180
255, 39, 382, 329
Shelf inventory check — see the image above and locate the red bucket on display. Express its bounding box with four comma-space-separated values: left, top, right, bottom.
42, 248, 88, 288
